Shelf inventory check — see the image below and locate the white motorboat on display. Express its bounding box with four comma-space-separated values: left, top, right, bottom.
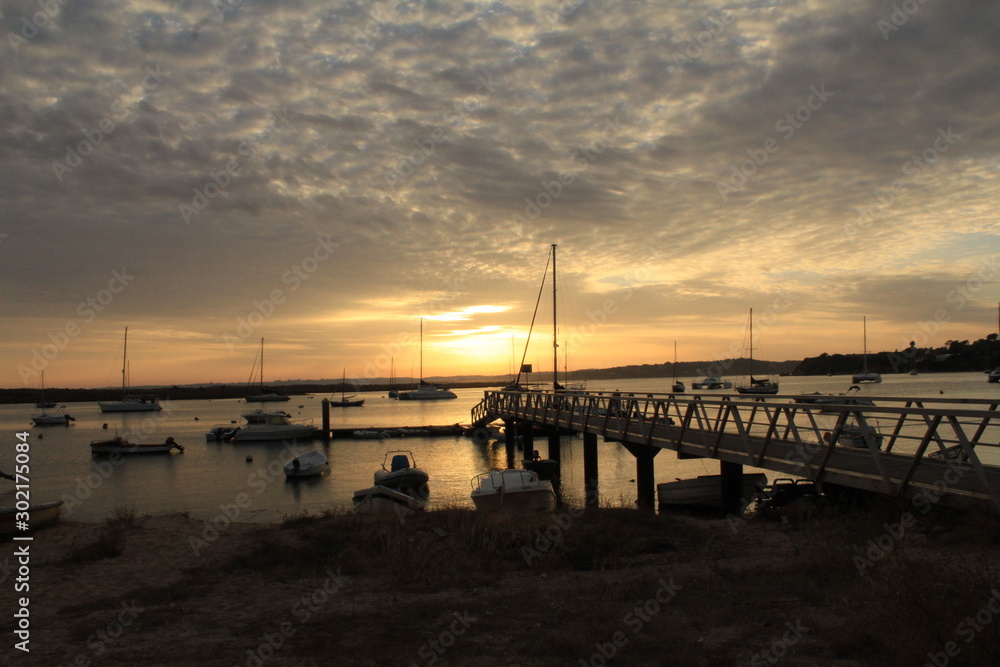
851, 316, 882, 384
232, 410, 314, 442
99, 327, 163, 413
353, 485, 426, 514
691, 376, 733, 390
373, 451, 429, 501
284, 449, 329, 478
31, 410, 75, 426
471, 469, 556, 512
657, 473, 768, 507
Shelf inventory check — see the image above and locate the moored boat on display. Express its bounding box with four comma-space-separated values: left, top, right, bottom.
232, 410, 314, 442
657, 473, 768, 507
851, 316, 882, 384
353, 485, 425, 514
99, 328, 163, 413
373, 451, 430, 501
0, 501, 64, 535
471, 469, 556, 512
283, 449, 329, 478
32, 411, 75, 426
691, 376, 733, 390
90, 436, 184, 455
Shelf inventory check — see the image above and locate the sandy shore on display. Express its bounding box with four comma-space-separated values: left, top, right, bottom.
2, 501, 998, 666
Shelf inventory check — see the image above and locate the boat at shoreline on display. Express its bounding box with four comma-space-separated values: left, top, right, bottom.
373, 451, 430, 502
353, 485, 426, 513
0, 501, 64, 535
90, 436, 184, 455
658, 473, 768, 508
99, 328, 163, 413
471, 469, 556, 512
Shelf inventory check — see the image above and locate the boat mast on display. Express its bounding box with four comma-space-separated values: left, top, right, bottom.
748, 309, 753, 380
260, 338, 265, 390
419, 318, 424, 385
551, 243, 558, 391
862, 316, 868, 373
122, 327, 128, 399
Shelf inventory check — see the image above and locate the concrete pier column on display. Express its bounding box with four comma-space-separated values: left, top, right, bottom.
321, 398, 330, 442
583, 432, 599, 507
547, 432, 561, 462
504, 419, 517, 449
719, 460, 744, 515
521, 422, 534, 453
623, 442, 659, 511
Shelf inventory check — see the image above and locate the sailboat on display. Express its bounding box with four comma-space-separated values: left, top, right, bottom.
388, 357, 399, 398
34, 371, 56, 408
735, 309, 779, 395
98, 328, 162, 413
244, 338, 291, 402
671, 341, 685, 393
397, 320, 457, 400
509, 243, 570, 393
852, 316, 882, 383
330, 369, 364, 407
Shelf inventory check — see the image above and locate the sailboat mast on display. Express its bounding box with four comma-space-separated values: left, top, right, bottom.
551, 243, 558, 391
260, 338, 265, 389
862, 316, 868, 373
419, 318, 424, 383
748, 309, 753, 378
122, 327, 128, 398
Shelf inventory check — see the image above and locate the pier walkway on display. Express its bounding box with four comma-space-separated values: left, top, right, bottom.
471, 389, 1000, 510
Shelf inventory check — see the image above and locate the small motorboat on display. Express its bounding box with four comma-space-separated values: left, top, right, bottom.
470, 469, 556, 512
522, 449, 558, 481
90, 436, 184, 455
691, 376, 733, 390
353, 485, 425, 514
231, 410, 314, 442
0, 501, 64, 535
284, 449, 329, 478
373, 451, 429, 502
205, 424, 240, 441
31, 411, 75, 426
657, 473, 768, 507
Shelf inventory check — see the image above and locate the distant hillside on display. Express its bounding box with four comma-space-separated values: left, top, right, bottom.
791, 334, 1000, 376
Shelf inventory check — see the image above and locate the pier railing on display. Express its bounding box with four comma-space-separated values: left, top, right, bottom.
474, 390, 1000, 506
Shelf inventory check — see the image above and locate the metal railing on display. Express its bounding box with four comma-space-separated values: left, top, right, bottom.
473, 390, 1000, 505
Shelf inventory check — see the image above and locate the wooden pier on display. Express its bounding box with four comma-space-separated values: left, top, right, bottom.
471, 389, 1000, 512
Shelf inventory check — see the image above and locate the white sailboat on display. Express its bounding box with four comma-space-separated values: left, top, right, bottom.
98, 328, 162, 413
736, 308, 779, 395
852, 316, 882, 383
397, 319, 456, 400
244, 338, 291, 402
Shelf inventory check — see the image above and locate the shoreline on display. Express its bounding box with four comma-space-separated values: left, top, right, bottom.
3, 501, 998, 665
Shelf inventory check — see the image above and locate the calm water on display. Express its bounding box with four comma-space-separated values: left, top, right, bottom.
2, 372, 997, 523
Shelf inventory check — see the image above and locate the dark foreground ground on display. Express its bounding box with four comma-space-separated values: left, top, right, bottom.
3, 500, 999, 666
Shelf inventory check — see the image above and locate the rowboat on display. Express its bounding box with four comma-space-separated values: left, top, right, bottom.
0, 501, 64, 535
283, 450, 329, 478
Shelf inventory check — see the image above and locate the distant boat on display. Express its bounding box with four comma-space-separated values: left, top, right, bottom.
283, 450, 329, 478
31, 409, 75, 426
232, 409, 314, 442
90, 436, 183, 455
989, 368, 1000, 383
205, 424, 240, 441
657, 473, 768, 507
471, 469, 556, 512
672, 341, 685, 394
691, 376, 733, 390
329, 369, 364, 407
396, 319, 457, 400
244, 338, 291, 402
736, 308, 779, 395
34, 371, 56, 408
98, 327, 163, 413
852, 316, 882, 384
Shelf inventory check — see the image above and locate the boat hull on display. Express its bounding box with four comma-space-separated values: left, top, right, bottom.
471, 469, 556, 512
352, 485, 425, 513
90, 438, 183, 455
0, 501, 64, 535
657, 473, 768, 507
284, 450, 329, 478
98, 400, 162, 413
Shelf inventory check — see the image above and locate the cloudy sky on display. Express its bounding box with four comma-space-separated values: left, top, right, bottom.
2, 0, 999, 388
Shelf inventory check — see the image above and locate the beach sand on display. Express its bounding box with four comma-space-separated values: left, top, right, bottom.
2, 501, 998, 666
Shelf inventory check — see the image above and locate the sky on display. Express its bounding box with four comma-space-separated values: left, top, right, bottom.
2, 0, 1000, 389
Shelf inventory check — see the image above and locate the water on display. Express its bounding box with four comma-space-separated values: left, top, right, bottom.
2, 372, 997, 523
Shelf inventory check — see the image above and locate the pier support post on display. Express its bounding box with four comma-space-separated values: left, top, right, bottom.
504, 420, 517, 469
547, 432, 561, 462
321, 398, 330, 442
719, 460, 744, 515
622, 442, 659, 511
583, 432, 599, 507
521, 422, 534, 453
